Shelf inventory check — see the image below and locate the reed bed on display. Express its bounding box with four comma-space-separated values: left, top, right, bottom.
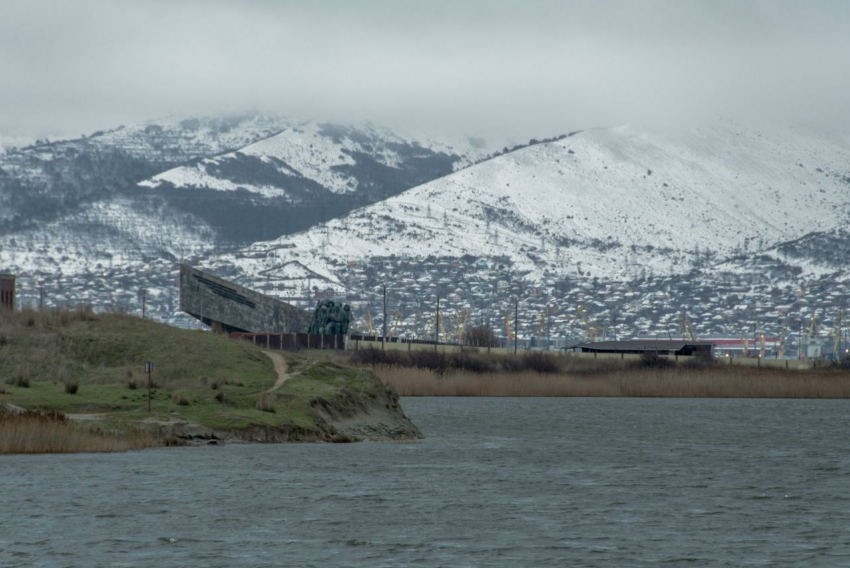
0, 410, 171, 454
372, 365, 850, 398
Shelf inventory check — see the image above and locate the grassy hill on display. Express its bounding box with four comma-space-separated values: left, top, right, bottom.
0, 309, 419, 452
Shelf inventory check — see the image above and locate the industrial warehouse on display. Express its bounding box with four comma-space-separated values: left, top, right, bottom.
572, 340, 715, 358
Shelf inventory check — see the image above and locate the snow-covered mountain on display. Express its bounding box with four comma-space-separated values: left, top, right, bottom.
0, 113, 494, 269
0, 114, 495, 322
140, 120, 486, 200
212, 120, 850, 288
195, 120, 850, 342
3, 115, 849, 342
0, 112, 292, 229
135, 120, 493, 245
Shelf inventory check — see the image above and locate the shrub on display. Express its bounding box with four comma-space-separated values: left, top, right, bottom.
172, 392, 190, 406
63, 381, 79, 395
451, 351, 495, 373
349, 347, 404, 367
635, 351, 674, 369
214, 391, 224, 403
522, 352, 559, 373
328, 433, 355, 443
127, 380, 138, 390
500, 357, 525, 373
407, 350, 447, 371
686, 349, 717, 368
5, 375, 30, 388
256, 393, 276, 413
466, 325, 499, 347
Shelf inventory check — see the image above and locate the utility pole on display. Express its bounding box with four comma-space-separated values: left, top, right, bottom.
435, 295, 440, 353
141, 288, 146, 319
514, 300, 519, 355
39, 287, 43, 312
382, 285, 388, 337
382, 284, 387, 351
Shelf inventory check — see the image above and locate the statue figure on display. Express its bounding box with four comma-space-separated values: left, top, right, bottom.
340, 305, 351, 335
309, 299, 351, 336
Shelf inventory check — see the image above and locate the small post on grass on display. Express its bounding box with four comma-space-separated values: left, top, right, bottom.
145, 362, 152, 413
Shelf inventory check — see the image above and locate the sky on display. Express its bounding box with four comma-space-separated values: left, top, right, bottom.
1, 0, 849, 142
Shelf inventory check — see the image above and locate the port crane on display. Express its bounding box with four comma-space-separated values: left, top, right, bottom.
445, 309, 470, 343
678, 311, 698, 341
535, 310, 547, 348
364, 309, 376, 335
572, 304, 603, 342
390, 310, 403, 337
777, 315, 788, 359
827, 308, 845, 359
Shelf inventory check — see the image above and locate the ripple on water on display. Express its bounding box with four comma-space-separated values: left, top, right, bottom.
1, 398, 849, 567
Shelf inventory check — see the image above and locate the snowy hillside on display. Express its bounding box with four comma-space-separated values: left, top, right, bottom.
211, 120, 850, 290
192, 121, 850, 344
0, 112, 292, 230
0, 197, 216, 277
140, 120, 487, 202
4, 116, 849, 341
0, 114, 503, 324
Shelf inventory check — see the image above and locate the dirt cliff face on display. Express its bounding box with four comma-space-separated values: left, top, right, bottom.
308, 384, 422, 442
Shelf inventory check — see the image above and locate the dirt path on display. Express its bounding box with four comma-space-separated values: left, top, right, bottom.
263, 350, 291, 392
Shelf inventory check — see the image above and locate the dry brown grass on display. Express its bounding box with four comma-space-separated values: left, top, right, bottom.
373, 365, 850, 398
0, 410, 174, 454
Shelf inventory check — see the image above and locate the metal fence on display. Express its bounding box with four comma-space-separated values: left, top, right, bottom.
349, 334, 447, 345
230, 332, 346, 351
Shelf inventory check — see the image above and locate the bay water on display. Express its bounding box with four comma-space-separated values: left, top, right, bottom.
2, 398, 849, 566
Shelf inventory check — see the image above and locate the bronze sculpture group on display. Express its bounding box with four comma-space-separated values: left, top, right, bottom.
309, 299, 351, 335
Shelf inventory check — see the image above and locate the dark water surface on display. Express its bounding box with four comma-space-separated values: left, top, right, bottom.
2, 398, 850, 567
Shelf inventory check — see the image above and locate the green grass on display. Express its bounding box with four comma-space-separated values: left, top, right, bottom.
0, 309, 275, 388
0, 310, 386, 437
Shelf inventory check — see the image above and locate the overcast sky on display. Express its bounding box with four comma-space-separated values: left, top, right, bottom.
1, 0, 849, 141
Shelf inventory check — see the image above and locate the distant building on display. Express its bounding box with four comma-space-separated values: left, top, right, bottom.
0, 274, 14, 310
573, 340, 714, 357
699, 335, 780, 357
806, 340, 824, 360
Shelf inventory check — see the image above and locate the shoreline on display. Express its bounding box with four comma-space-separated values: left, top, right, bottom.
371, 365, 850, 399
